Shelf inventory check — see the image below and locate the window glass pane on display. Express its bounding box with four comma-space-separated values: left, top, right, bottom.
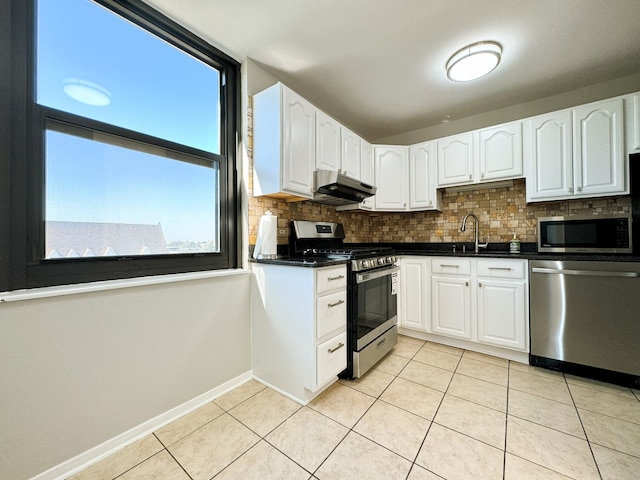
45, 127, 220, 259
37, 0, 221, 154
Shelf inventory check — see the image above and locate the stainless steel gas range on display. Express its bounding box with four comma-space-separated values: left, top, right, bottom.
290, 220, 398, 378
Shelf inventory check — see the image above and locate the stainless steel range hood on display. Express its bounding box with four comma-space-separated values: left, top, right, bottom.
312, 170, 376, 206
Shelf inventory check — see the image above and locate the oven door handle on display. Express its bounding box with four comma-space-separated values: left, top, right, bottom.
356, 265, 400, 284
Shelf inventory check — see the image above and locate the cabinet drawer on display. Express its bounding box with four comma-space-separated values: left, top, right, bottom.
316, 291, 347, 339
316, 266, 347, 294
317, 331, 347, 387
431, 258, 471, 275
477, 259, 526, 279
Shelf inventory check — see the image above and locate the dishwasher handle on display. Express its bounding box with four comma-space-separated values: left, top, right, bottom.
531, 267, 640, 278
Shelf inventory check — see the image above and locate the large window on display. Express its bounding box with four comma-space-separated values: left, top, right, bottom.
0, 0, 240, 289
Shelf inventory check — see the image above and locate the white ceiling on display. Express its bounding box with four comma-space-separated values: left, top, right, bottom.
142, 0, 640, 141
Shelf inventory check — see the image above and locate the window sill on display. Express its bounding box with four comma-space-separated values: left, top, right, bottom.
0, 268, 249, 303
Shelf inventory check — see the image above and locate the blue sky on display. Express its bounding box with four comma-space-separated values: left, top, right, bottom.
37, 0, 221, 245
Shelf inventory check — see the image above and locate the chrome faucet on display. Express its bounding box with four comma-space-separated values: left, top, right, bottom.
460, 213, 488, 253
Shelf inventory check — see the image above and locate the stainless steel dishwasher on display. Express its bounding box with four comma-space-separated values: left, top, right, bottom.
530, 260, 640, 387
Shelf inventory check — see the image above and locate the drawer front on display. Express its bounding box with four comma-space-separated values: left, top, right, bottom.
316, 291, 347, 339
477, 259, 526, 279
317, 331, 347, 387
431, 257, 471, 275
316, 265, 347, 294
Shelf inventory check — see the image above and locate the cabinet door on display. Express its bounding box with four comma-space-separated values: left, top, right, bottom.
431, 276, 471, 339
316, 110, 341, 172
478, 122, 523, 182
409, 141, 438, 210
374, 146, 409, 211
316, 331, 347, 387
282, 87, 315, 196
437, 132, 474, 187
360, 140, 375, 209
399, 257, 430, 332
525, 110, 573, 202
573, 98, 625, 197
625, 93, 640, 155
341, 126, 362, 180
477, 279, 526, 351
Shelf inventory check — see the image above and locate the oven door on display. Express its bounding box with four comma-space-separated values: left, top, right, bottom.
354, 265, 399, 351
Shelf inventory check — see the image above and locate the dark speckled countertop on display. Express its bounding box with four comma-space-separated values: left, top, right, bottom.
250, 242, 640, 267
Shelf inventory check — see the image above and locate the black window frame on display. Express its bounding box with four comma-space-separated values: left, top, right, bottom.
1, 0, 241, 290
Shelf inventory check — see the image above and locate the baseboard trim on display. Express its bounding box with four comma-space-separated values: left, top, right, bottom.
32, 370, 253, 480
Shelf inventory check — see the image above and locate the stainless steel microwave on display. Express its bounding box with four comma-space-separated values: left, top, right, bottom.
537, 214, 632, 253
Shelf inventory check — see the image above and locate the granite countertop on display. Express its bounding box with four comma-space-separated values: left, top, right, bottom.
250, 256, 349, 268
250, 242, 640, 267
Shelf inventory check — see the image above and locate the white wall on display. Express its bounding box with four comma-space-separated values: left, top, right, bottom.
374, 72, 640, 145
0, 273, 251, 480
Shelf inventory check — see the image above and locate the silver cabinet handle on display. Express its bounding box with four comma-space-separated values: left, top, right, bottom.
488, 267, 512, 271
479, 282, 482, 287
531, 267, 639, 278
328, 299, 345, 308
568, 187, 573, 193
440, 264, 460, 268
577, 186, 582, 192
328, 343, 345, 354
328, 275, 345, 281
465, 281, 469, 286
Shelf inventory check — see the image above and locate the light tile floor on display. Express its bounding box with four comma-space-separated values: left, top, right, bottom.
68, 335, 640, 480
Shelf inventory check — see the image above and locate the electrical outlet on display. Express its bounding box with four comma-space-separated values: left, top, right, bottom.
278, 229, 286, 235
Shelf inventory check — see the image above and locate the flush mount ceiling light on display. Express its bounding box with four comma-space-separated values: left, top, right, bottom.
63, 78, 111, 106
446, 41, 502, 82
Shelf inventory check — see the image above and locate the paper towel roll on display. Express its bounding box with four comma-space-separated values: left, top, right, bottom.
253, 212, 278, 259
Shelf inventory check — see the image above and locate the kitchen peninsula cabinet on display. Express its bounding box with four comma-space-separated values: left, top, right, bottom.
253, 82, 315, 200
251, 263, 347, 404
526, 97, 626, 202
397, 256, 529, 363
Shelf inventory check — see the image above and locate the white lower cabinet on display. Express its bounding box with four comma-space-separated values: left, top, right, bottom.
432, 275, 472, 339
398, 256, 529, 361
398, 257, 430, 331
251, 263, 347, 404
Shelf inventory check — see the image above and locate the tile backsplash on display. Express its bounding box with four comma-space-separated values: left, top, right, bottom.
246, 96, 631, 247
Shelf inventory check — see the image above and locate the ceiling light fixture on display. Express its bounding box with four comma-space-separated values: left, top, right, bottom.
63, 78, 111, 106
446, 41, 502, 82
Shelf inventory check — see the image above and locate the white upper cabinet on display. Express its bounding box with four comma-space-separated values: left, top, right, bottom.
437, 132, 474, 186
316, 110, 341, 172
359, 139, 375, 209
625, 93, 640, 154
525, 110, 573, 201
341, 126, 362, 179
437, 123, 523, 188
374, 145, 409, 211
573, 98, 624, 197
526, 97, 626, 202
409, 141, 442, 210
253, 83, 315, 199
478, 122, 523, 181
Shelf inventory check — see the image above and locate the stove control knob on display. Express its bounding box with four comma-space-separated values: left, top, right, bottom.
378, 258, 384, 265
386, 256, 392, 263
362, 260, 369, 268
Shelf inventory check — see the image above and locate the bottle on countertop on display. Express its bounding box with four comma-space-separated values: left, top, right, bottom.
509, 233, 521, 254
